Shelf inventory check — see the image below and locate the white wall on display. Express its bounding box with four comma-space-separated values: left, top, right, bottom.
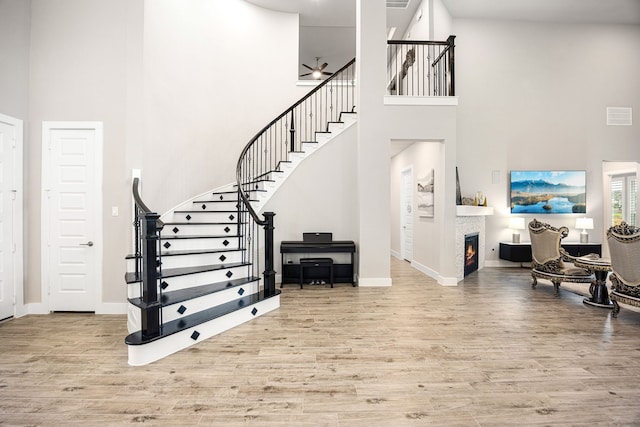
27, 0, 138, 305
431, 0, 452, 40
402, 0, 429, 40
142, 0, 306, 214
0, 0, 31, 119
357, 0, 392, 285
454, 19, 640, 263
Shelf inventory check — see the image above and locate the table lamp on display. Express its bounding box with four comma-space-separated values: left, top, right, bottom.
575, 217, 594, 243
509, 217, 525, 243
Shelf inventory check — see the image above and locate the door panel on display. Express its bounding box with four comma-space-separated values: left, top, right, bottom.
0, 119, 15, 319
401, 168, 413, 261
44, 125, 101, 312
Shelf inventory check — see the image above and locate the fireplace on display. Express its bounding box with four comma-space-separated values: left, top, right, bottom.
464, 233, 479, 276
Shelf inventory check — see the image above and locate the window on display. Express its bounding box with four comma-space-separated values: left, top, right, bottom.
611, 174, 637, 226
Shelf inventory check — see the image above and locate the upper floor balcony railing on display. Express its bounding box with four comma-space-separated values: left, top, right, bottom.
386, 35, 455, 97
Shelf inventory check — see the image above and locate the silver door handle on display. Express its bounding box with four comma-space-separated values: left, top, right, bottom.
80, 241, 94, 247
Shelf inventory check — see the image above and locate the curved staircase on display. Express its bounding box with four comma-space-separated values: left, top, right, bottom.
124, 59, 356, 365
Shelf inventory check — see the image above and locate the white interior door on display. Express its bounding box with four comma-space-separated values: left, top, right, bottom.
400, 167, 414, 261
42, 122, 102, 312
0, 114, 23, 320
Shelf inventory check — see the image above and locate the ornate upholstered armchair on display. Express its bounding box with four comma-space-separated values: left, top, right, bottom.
528, 219, 593, 296
606, 222, 640, 317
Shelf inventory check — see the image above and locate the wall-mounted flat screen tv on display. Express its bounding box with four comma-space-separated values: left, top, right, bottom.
510, 170, 586, 214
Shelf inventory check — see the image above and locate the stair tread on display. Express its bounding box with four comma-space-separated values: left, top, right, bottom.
125, 261, 250, 284
128, 276, 261, 309
125, 247, 245, 260
125, 289, 280, 345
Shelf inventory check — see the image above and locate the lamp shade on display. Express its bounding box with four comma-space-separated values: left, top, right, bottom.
509, 217, 525, 230
575, 218, 594, 230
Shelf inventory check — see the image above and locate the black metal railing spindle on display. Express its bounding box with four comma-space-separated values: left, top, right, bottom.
236, 59, 355, 299
387, 36, 455, 97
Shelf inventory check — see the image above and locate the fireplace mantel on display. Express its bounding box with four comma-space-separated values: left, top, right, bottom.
456, 206, 494, 216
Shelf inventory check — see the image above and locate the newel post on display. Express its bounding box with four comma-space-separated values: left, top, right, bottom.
289, 111, 295, 153
263, 212, 276, 297
447, 35, 456, 96
141, 212, 161, 339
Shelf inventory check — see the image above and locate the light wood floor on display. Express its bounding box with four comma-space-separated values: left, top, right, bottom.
2, 258, 640, 426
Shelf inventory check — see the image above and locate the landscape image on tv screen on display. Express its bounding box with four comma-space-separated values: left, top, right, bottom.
510, 170, 586, 214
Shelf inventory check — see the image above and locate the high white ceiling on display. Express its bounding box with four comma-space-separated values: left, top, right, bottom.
244, 0, 639, 156
244, 0, 640, 27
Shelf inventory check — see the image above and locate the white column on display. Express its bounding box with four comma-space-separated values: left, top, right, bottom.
356, 0, 392, 286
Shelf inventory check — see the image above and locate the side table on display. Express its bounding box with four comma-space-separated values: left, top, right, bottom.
574, 255, 614, 309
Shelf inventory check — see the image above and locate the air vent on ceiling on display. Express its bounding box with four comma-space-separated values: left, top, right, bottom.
607, 107, 633, 126
387, 0, 410, 9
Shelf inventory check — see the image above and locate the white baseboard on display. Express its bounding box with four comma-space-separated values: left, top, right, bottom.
390, 250, 401, 259
96, 302, 128, 315
411, 260, 458, 286
358, 277, 392, 287
438, 276, 459, 286
27, 303, 49, 314
410, 260, 439, 280
27, 302, 128, 315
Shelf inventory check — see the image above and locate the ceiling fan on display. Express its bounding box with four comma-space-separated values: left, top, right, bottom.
300, 57, 333, 80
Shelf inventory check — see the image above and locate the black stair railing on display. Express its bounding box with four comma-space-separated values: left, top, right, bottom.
387, 35, 456, 96
132, 177, 164, 340
236, 59, 356, 297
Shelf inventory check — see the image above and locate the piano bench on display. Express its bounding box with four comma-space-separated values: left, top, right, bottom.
300, 258, 334, 289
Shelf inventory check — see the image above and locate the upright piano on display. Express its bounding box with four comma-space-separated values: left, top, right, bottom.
280, 233, 356, 287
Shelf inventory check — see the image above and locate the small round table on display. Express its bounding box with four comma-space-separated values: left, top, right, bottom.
573, 256, 614, 309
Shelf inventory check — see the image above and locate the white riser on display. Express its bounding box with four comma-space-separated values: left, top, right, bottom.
162, 251, 243, 269
167, 211, 244, 223
161, 281, 260, 323
341, 113, 357, 125
189, 201, 239, 211
327, 122, 345, 133
161, 236, 241, 251
167, 187, 236, 213
127, 265, 251, 299
127, 293, 280, 366
161, 223, 240, 237
126, 251, 244, 271
155, 265, 251, 293
301, 142, 319, 153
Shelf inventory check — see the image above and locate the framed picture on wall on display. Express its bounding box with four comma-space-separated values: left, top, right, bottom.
417, 169, 434, 217
510, 170, 586, 214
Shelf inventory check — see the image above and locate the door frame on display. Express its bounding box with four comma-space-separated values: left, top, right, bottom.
0, 113, 25, 318
400, 165, 414, 261
41, 121, 103, 312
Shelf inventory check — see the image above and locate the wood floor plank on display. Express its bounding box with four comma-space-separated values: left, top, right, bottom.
2, 258, 640, 425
